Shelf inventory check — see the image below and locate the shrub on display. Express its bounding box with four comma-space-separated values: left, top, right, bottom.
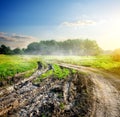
112, 48, 120, 61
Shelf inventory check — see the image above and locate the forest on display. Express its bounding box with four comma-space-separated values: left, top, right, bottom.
0, 39, 102, 56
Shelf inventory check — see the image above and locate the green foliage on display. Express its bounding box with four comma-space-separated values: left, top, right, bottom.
0, 45, 13, 54
34, 70, 53, 83
83, 39, 102, 55
0, 55, 42, 81
0, 44, 24, 55
0, 39, 102, 56
41, 70, 53, 79
34, 64, 70, 83
25, 39, 101, 56
1, 54, 120, 83
41, 114, 47, 117
59, 103, 65, 110
71, 69, 77, 74
23, 69, 35, 78
53, 64, 70, 79
111, 48, 120, 61
13, 48, 23, 55
44, 55, 120, 75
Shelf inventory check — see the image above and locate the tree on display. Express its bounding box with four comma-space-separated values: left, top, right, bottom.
24, 39, 102, 55
25, 42, 40, 54
13, 48, 23, 54
0, 45, 12, 54
83, 39, 102, 56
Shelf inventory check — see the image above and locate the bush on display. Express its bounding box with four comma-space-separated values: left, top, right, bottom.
112, 48, 120, 61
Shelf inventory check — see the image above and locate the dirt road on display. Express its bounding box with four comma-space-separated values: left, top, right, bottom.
0, 63, 120, 117
59, 63, 120, 117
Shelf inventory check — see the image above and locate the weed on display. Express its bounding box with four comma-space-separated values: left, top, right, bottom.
34, 64, 70, 83
71, 69, 77, 74
59, 103, 65, 110
53, 64, 70, 79
33, 70, 53, 84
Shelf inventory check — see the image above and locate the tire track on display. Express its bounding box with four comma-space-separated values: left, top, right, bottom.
58, 63, 120, 117
0, 63, 120, 117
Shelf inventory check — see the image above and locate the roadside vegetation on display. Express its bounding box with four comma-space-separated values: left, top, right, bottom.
33, 64, 71, 84
0, 53, 120, 84
44, 55, 120, 75
0, 55, 41, 81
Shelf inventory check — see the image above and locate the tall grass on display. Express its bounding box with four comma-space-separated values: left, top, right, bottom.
0, 55, 42, 80
43, 55, 120, 75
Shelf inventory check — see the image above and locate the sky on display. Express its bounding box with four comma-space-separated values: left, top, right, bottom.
0, 0, 120, 50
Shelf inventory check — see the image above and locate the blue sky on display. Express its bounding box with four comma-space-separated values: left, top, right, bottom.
0, 0, 120, 49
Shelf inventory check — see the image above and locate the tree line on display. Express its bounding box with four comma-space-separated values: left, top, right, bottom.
0, 39, 102, 56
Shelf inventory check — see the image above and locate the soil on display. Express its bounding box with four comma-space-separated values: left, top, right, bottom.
59, 63, 120, 117
0, 63, 120, 117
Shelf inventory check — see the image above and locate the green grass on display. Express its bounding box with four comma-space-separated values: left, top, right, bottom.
23, 69, 35, 78
53, 64, 70, 79
33, 70, 53, 83
1, 55, 120, 82
34, 64, 70, 84
44, 55, 120, 75
0, 55, 43, 81
59, 102, 65, 110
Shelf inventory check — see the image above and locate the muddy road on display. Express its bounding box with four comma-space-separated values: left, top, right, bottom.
59, 63, 120, 117
0, 64, 120, 117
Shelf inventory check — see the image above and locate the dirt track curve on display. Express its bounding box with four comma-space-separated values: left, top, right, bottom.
0, 63, 120, 117
59, 63, 120, 117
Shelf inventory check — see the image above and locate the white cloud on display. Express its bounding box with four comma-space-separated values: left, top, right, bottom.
0, 34, 15, 42
0, 32, 7, 35
0, 32, 38, 48
62, 20, 96, 27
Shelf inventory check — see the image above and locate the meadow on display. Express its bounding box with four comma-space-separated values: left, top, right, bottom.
44, 55, 120, 75
0, 54, 120, 82
0, 55, 41, 81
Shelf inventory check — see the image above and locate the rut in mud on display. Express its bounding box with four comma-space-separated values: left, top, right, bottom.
0, 63, 120, 117
0, 66, 93, 117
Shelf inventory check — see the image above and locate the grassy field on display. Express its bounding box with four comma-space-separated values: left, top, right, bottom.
0, 55, 120, 82
43, 55, 120, 75
0, 55, 43, 81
